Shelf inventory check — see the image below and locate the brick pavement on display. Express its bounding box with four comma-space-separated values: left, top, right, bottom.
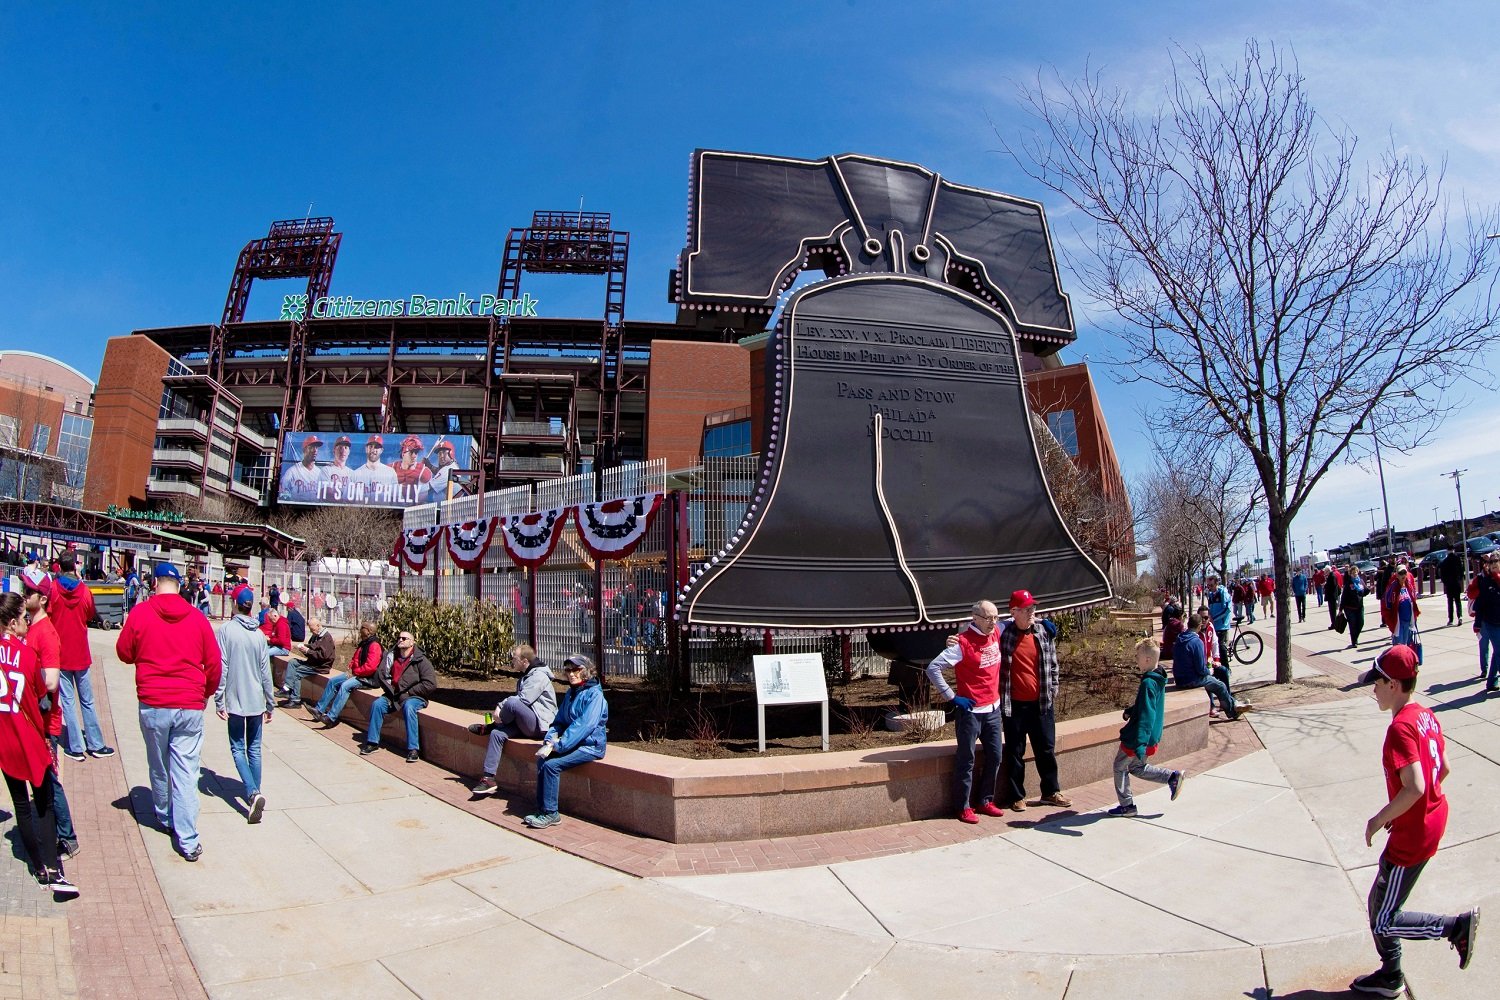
0, 652, 205, 1000
296, 707, 1269, 879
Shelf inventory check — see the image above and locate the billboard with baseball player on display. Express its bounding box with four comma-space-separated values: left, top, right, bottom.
275, 432, 475, 508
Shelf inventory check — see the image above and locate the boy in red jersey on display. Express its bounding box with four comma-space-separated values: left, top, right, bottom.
1351, 644, 1479, 996
926, 600, 1004, 824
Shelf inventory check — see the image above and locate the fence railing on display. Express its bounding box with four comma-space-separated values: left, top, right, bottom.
392, 457, 888, 687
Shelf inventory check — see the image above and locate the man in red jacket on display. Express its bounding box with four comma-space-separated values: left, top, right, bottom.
48, 555, 114, 762
116, 562, 222, 862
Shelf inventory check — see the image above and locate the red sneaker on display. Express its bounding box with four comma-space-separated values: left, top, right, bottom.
958, 807, 979, 824
978, 801, 1006, 817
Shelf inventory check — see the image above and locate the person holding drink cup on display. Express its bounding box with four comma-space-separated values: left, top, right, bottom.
468, 645, 557, 795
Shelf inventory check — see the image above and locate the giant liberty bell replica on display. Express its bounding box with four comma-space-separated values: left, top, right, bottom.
673, 150, 1110, 651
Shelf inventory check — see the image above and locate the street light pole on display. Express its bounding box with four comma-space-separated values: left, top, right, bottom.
1443, 469, 1469, 565
1372, 429, 1395, 555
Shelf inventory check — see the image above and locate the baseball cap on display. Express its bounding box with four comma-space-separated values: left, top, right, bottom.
435, 440, 454, 454
236, 588, 255, 609
153, 561, 183, 581
1009, 589, 1037, 609
401, 435, 423, 452
302, 434, 324, 449
1360, 644, 1418, 684
334, 434, 352, 447
20, 566, 52, 599
365, 435, 384, 448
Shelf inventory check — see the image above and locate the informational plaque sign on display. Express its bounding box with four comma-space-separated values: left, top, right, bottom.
752, 652, 829, 752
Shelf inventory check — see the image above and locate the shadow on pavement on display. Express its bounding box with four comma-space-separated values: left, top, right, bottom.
200, 767, 250, 818
1264, 989, 1357, 998
1007, 811, 1109, 837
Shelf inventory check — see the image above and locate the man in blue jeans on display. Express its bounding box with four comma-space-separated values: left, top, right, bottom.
360, 631, 436, 762
926, 600, 1005, 823
1472, 552, 1500, 693
1172, 623, 1254, 720
1206, 574, 1234, 670
115, 562, 222, 861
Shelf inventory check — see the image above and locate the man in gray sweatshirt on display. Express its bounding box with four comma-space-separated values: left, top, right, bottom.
468, 645, 557, 795
214, 589, 275, 823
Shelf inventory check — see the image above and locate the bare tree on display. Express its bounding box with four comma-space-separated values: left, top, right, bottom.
289, 504, 401, 563
1010, 41, 1500, 680
1032, 413, 1135, 591
1135, 441, 1261, 601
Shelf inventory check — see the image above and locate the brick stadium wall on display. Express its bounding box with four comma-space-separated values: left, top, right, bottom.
83, 335, 173, 509
645, 340, 751, 470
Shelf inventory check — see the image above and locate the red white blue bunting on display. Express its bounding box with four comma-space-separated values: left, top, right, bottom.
397, 493, 667, 572
574, 493, 664, 561
499, 507, 570, 568
391, 524, 445, 571
444, 517, 499, 571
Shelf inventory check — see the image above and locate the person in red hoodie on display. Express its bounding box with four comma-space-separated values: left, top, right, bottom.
19, 568, 81, 861
258, 606, 291, 657
48, 555, 114, 763
0, 593, 79, 898
926, 599, 1005, 824
116, 562, 222, 862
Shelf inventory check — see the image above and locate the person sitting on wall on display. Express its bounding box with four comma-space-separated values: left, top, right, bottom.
523, 655, 606, 829
284, 596, 306, 644
469, 645, 557, 795
259, 606, 291, 657
279, 618, 334, 710
310, 621, 383, 727
360, 630, 436, 762
1172, 617, 1254, 720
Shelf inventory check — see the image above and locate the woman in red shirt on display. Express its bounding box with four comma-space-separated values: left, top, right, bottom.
0, 593, 79, 897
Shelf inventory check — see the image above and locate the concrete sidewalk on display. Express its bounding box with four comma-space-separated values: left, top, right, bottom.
47, 615, 1500, 998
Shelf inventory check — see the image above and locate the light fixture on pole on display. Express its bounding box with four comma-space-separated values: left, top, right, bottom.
1443, 469, 1469, 564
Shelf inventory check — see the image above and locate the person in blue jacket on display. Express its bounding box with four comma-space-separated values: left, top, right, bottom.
1173, 624, 1254, 721
1291, 568, 1309, 623
523, 654, 607, 830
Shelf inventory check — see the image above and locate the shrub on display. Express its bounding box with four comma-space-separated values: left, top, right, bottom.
377, 593, 515, 678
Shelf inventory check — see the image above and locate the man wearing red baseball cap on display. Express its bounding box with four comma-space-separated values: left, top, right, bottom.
393, 434, 433, 490
350, 434, 398, 501
1350, 643, 1479, 995
278, 433, 323, 503
324, 435, 355, 498
997, 589, 1071, 811
423, 440, 459, 503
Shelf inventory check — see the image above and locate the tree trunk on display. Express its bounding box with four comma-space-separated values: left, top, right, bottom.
1268, 513, 1294, 684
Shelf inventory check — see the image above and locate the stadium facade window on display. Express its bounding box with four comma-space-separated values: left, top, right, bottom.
0, 415, 17, 447
1046, 409, 1080, 458
30, 424, 50, 452
703, 419, 752, 459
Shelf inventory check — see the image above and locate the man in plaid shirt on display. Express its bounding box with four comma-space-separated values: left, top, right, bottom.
998, 590, 1071, 812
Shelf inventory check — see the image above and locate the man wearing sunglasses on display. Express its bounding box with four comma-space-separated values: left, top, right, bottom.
360, 630, 436, 763
1351, 644, 1478, 996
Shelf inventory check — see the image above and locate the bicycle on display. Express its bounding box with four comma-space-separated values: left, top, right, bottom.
1228, 617, 1264, 665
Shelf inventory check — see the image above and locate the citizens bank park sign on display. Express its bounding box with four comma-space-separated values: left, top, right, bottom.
280, 292, 539, 321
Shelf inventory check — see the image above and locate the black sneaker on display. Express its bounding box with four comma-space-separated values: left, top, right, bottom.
1107, 804, 1138, 816
1350, 968, 1406, 996
1169, 771, 1186, 801
1450, 907, 1480, 971
472, 776, 498, 795
45, 871, 80, 899
359, 743, 379, 756
467, 723, 486, 735
183, 845, 203, 862
405, 750, 420, 763
61, 748, 86, 762
87, 746, 116, 759
57, 839, 81, 861
247, 793, 266, 825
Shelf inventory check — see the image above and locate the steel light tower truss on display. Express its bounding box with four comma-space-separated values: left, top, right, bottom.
489, 211, 630, 470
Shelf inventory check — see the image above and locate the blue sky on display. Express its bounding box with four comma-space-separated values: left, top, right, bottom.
3, 1, 1498, 559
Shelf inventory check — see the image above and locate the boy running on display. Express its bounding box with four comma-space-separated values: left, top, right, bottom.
1109, 637, 1184, 816
1352, 643, 1479, 996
